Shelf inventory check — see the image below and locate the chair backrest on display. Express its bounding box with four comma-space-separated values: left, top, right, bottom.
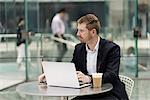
119, 75, 134, 99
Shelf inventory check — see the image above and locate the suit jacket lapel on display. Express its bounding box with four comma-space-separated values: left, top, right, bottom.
82, 44, 88, 74
83, 45, 87, 67
96, 37, 103, 72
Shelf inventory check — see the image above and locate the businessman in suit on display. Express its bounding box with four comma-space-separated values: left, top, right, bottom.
39, 14, 128, 100
71, 14, 128, 100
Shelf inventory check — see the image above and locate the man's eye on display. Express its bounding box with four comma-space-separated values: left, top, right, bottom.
79, 30, 84, 32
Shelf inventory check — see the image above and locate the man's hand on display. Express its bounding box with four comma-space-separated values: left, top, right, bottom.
76, 71, 91, 83
38, 73, 46, 83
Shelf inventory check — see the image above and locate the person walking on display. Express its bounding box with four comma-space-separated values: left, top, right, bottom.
51, 8, 68, 62
16, 18, 31, 69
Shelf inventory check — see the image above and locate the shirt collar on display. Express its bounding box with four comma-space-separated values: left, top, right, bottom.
86, 36, 100, 53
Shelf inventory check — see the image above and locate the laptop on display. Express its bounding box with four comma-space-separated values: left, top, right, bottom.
41, 61, 91, 88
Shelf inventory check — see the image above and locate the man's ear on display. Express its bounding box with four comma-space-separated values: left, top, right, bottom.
92, 29, 97, 35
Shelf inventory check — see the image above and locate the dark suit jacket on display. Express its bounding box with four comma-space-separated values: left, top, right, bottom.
72, 37, 129, 100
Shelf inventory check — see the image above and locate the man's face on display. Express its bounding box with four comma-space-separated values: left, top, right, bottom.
76, 23, 93, 43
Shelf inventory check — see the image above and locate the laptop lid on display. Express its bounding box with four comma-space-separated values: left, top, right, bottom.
42, 61, 90, 88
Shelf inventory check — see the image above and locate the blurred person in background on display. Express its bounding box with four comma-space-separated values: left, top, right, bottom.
123, 46, 147, 73
16, 18, 31, 70
0, 21, 6, 42
51, 8, 68, 62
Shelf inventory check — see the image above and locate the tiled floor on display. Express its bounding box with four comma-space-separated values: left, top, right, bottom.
0, 79, 24, 90
131, 79, 150, 100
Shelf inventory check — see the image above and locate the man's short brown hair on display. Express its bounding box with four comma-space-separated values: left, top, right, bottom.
77, 14, 101, 34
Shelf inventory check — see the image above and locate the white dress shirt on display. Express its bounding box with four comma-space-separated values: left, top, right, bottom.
86, 37, 100, 75
51, 14, 65, 35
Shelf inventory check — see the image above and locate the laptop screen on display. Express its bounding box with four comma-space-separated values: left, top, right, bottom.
42, 61, 81, 88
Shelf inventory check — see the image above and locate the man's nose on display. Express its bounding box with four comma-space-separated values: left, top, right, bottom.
76, 31, 80, 36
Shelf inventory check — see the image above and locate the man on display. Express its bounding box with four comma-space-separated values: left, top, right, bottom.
51, 8, 68, 62
39, 14, 128, 100
71, 14, 128, 100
